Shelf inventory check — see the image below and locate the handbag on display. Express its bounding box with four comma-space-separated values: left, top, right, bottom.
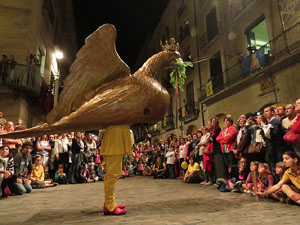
247, 142, 263, 154
284, 129, 300, 145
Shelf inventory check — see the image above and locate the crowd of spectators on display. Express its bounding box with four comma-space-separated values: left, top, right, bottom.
0, 98, 299, 206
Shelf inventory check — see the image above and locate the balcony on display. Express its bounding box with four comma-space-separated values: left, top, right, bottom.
0, 63, 42, 97
198, 22, 300, 104
179, 101, 199, 123
199, 22, 222, 50
161, 114, 175, 131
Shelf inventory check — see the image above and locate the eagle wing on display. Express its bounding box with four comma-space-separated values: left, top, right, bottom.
46, 24, 130, 124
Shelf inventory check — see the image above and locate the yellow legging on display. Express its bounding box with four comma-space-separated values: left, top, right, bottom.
103, 155, 123, 211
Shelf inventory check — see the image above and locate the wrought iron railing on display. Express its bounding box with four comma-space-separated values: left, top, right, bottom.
0, 63, 42, 95
198, 21, 300, 102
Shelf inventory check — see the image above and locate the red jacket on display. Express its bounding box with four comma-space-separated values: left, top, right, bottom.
216, 125, 238, 153
291, 114, 300, 134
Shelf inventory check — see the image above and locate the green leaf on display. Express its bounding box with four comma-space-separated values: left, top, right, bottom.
169, 59, 193, 92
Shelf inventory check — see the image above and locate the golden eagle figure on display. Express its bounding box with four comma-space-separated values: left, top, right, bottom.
1, 24, 180, 138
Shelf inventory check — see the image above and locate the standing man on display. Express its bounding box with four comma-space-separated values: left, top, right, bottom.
282, 104, 297, 130
68, 132, 85, 184
264, 106, 286, 172
101, 125, 133, 215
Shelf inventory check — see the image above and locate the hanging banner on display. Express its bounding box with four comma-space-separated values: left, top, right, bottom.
243, 46, 266, 75
206, 80, 213, 97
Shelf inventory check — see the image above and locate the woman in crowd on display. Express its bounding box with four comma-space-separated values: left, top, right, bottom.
246, 114, 268, 163
257, 151, 300, 204
85, 133, 97, 157
183, 155, 204, 183
210, 117, 226, 180
31, 155, 55, 188
216, 117, 238, 175
0, 145, 14, 198
152, 156, 166, 179
36, 135, 51, 167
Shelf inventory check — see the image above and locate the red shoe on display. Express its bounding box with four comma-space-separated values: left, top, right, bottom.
117, 204, 126, 209
103, 206, 127, 216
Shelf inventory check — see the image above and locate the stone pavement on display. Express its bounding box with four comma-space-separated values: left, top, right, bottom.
1, 177, 300, 225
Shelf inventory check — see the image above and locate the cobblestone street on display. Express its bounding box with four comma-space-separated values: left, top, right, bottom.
1, 177, 299, 225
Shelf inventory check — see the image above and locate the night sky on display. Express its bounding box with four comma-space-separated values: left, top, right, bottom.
73, 0, 170, 69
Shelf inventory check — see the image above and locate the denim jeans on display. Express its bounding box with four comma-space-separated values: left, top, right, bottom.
13, 182, 32, 194
68, 153, 78, 182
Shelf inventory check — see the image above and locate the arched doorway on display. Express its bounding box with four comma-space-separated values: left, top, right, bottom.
186, 125, 198, 135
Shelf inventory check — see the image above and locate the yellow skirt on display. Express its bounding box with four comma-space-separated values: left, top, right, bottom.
101, 125, 133, 156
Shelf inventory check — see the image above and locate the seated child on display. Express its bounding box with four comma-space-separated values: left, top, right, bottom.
242, 161, 258, 193
96, 162, 105, 181
127, 160, 135, 176
257, 163, 273, 194
79, 162, 92, 183
143, 162, 151, 176
89, 163, 99, 182
54, 164, 68, 184
122, 165, 129, 177
270, 162, 286, 202
136, 159, 144, 176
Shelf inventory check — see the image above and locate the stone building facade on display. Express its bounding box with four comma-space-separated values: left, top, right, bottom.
0, 0, 77, 127
133, 0, 300, 143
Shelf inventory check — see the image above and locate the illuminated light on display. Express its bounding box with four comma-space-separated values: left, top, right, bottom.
55, 50, 64, 59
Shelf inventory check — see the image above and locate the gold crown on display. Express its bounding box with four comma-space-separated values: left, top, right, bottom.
160, 38, 179, 52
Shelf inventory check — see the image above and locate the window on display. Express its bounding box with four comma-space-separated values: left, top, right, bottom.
186, 81, 194, 112
246, 18, 269, 50
36, 48, 46, 77
209, 52, 223, 93
206, 7, 218, 42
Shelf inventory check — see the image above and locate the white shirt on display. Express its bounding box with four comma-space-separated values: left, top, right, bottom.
179, 144, 186, 159
54, 137, 69, 157
166, 151, 175, 164
282, 116, 297, 130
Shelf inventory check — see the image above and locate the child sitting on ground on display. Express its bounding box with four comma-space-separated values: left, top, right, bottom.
127, 160, 134, 176
79, 162, 92, 183
96, 162, 105, 181
89, 163, 99, 182
270, 162, 286, 202
242, 161, 259, 193
257, 163, 273, 195
136, 159, 144, 176
54, 164, 68, 184
143, 162, 151, 176
122, 165, 129, 178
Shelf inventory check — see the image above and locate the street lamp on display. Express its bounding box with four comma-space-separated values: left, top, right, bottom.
53, 49, 63, 107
